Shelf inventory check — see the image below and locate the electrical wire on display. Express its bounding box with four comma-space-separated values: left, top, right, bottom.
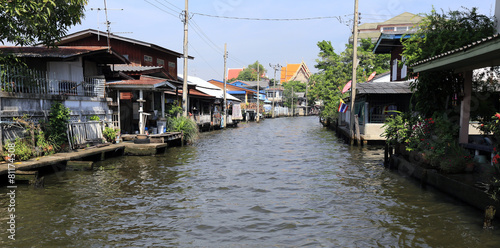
152, 0, 180, 14
188, 43, 222, 78
189, 19, 248, 68
192, 12, 344, 22
189, 20, 224, 53
143, 0, 178, 18
161, 0, 183, 11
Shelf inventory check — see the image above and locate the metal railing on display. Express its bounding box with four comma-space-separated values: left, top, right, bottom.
0, 65, 105, 97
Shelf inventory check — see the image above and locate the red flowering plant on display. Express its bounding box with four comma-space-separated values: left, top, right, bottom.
478, 113, 500, 201
479, 113, 500, 163
382, 112, 466, 171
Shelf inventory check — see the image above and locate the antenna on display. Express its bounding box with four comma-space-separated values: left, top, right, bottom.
90, 1, 125, 50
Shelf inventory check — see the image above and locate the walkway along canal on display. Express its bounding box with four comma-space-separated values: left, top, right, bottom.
1, 116, 500, 247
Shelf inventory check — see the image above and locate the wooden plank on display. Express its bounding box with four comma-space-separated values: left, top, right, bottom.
67, 161, 94, 170
15, 170, 38, 181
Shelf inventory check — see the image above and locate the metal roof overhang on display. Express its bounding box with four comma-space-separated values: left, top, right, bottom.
413, 38, 500, 73
373, 33, 412, 54
80, 48, 129, 64
153, 81, 177, 90
107, 80, 177, 91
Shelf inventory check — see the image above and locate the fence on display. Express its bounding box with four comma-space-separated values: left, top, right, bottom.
67, 121, 104, 149
0, 65, 105, 97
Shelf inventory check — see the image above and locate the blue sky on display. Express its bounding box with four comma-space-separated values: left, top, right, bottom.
68, 0, 497, 81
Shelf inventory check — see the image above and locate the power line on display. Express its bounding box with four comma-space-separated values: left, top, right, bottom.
189, 19, 248, 67
152, 0, 181, 14
188, 43, 222, 78
143, 0, 178, 18
189, 20, 223, 53
192, 12, 345, 22
161, 0, 183, 11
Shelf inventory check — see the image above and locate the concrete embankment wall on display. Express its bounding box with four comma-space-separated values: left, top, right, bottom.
389, 154, 500, 213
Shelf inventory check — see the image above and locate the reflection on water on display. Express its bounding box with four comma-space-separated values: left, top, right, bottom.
1, 116, 499, 247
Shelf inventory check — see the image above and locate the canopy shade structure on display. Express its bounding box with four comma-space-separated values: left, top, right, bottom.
410, 34, 500, 144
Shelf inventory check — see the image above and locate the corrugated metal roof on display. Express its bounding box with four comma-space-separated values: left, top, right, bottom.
2, 46, 105, 57
56, 29, 191, 59
107, 75, 164, 85
165, 88, 214, 98
357, 81, 412, 95
0, 46, 129, 64
178, 75, 240, 102
411, 34, 500, 67
112, 65, 163, 72
227, 68, 243, 80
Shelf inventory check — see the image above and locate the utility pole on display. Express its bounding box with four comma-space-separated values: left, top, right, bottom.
182, 0, 189, 117
269, 63, 281, 118
350, 0, 359, 145
223, 43, 228, 128
256, 65, 260, 122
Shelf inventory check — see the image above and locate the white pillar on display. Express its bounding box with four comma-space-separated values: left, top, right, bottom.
139, 90, 144, 134
459, 70, 472, 144
117, 90, 121, 131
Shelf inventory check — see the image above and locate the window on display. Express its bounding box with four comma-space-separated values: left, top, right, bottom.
382, 26, 395, 32
396, 26, 408, 32
157, 58, 164, 66
392, 59, 398, 81
401, 57, 407, 79
144, 55, 153, 63
123, 54, 129, 60
168, 61, 176, 68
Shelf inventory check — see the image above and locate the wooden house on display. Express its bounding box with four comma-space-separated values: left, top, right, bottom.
54, 29, 193, 135
0, 45, 128, 147
338, 30, 414, 144
55, 29, 188, 81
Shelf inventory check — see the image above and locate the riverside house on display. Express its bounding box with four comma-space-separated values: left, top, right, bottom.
0, 45, 128, 149
54, 29, 193, 135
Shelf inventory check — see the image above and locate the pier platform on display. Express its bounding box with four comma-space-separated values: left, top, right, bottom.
0, 132, 183, 176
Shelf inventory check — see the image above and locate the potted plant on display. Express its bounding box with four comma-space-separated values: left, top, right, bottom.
103, 127, 120, 143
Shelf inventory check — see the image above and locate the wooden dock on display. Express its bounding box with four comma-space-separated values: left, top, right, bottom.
121, 132, 183, 143
0, 132, 183, 176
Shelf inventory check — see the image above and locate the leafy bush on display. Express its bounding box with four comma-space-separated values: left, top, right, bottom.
89, 115, 100, 121
381, 111, 405, 146
383, 112, 470, 173
166, 100, 183, 116
47, 102, 70, 149
3, 138, 33, 161
103, 127, 119, 143
167, 116, 199, 144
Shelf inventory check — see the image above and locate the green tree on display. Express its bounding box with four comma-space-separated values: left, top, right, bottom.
283, 81, 306, 93
0, 0, 88, 47
402, 7, 496, 117
309, 39, 390, 119
282, 81, 306, 110
236, 61, 267, 81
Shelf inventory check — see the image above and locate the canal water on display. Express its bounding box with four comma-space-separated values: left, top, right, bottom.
2, 116, 500, 247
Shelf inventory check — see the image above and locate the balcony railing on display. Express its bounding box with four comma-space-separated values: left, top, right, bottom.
0, 65, 105, 98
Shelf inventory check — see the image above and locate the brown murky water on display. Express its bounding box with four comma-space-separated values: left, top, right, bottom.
1, 116, 500, 247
